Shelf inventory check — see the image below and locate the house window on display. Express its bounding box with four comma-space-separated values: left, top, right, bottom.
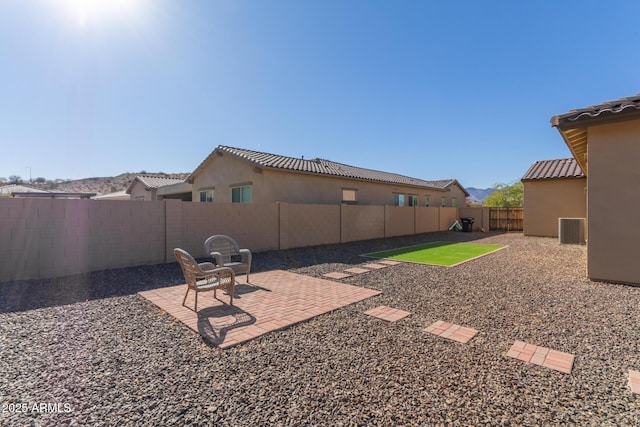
342, 188, 357, 203
441, 196, 447, 207
393, 194, 405, 206
451, 197, 457, 208
199, 189, 214, 203
408, 194, 418, 206
232, 186, 252, 203
425, 195, 430, 207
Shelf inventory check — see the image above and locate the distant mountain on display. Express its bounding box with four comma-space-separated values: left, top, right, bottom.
466, 187, 495, 204
20, 172, 189, 196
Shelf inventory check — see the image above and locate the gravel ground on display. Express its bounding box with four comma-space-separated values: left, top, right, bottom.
1, 232, 640, 426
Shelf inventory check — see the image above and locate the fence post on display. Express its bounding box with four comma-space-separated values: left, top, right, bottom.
164, 199, 183, 263
278, 202, 289, 250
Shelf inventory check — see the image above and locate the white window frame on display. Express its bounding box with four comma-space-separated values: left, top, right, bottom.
231, 185, 252, 203
425, 195, 430, 207
199, 189, 214, 203
441, 196, 447, 207
393, 193, 405, 206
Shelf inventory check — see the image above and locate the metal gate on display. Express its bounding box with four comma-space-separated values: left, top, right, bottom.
489, 207, 524, 231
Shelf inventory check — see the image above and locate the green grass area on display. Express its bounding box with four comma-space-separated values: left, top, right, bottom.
365, 242, 504, 266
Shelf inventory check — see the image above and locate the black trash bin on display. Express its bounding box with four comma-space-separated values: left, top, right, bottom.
461, 217, 474, 232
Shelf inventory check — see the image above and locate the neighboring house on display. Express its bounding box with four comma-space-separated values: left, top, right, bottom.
0, 183, 50, 197
187, 145, 469, 206
92, 190, 130, 201
551, 93, 640, 285
521, 158, 586, 238
126, 175, 192, 201
0, 183, 95, 199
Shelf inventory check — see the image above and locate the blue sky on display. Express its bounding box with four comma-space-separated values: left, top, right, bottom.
1, 1, 639, 188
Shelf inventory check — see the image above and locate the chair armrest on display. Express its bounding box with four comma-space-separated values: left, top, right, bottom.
211, 266, 235, 283
239, 248, 252, 265
209, 251, 225, 267
198, 262, 217, 274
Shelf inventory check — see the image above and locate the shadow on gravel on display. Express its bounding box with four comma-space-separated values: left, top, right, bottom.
0, 231, 506, 314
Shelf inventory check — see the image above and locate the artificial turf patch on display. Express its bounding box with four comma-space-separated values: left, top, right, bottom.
365, 242, 504, 267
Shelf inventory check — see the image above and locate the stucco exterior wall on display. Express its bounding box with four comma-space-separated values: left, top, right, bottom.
191, 152, 458, 206
128, 181, 154, 201
523, 179, 586, 237
191, 154, 267, 203
587, 120, 640, 284
445, 185, 468, 208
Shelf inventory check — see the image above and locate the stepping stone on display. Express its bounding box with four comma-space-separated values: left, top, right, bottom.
362, 263, 388, 270
344, 267, 371, 274
322, 272, 352, 280
629, 370, 640, 394
377, 260, 402, 266
364, 306, 411, 322
424, 320, 478, 343
506, 341, 574, 374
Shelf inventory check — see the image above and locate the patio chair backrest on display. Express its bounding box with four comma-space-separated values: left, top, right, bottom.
174, 248, 201, 287
204, 235, 240, 265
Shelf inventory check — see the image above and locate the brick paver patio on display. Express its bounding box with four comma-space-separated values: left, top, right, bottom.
139, 270, 381, 349
362, 263, 389, 270
322, 272, 353, 279
506, 341, 575, 374
363, 305, 411, 322
376, 260, 402, 266
344, 267, 371, 274
629, 370, 640, 394
424, 320, 478, 343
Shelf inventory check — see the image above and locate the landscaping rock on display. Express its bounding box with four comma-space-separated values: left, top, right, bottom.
1, 232, 640, 425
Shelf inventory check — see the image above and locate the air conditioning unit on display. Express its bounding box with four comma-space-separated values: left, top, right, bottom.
559, 218, 586, 245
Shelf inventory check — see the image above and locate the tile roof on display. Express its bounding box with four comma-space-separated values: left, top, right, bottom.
551, 94, 640, 128
0, 184, 50, 195
126, 175, 185, 193
521, 158, 585, 181
192, 145, 462, 192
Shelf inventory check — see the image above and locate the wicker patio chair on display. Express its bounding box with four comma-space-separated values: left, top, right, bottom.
174, 248, 235, 311
203, 235, 252, 283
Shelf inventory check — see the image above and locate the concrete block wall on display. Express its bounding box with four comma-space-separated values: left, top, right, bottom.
0, 198, 476, 281
281, 203, 341, 250
0, 199, 166, 281
340, 205, 385, 243
384, 206, 415, 237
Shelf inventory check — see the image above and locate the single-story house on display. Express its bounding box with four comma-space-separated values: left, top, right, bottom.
126, 175, 192, 201
0, 184, 95, 199
187, 145, 469, 207
521, 158, 586, 238
0, 183, 50, 197
551, 93, 640, 285
92, 190, 130, 201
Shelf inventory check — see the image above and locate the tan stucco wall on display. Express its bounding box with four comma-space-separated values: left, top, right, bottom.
340, 204, 385, 242
445, 185, 468, 208
523, 179, 586, 237
192, 152, 457, 206
587, 120, 640, 284
191, 154, 267, 203
0, 197, 470, 281
280, 203, 341, 249
458, 207, 490, 232
128, 181, 154, 201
